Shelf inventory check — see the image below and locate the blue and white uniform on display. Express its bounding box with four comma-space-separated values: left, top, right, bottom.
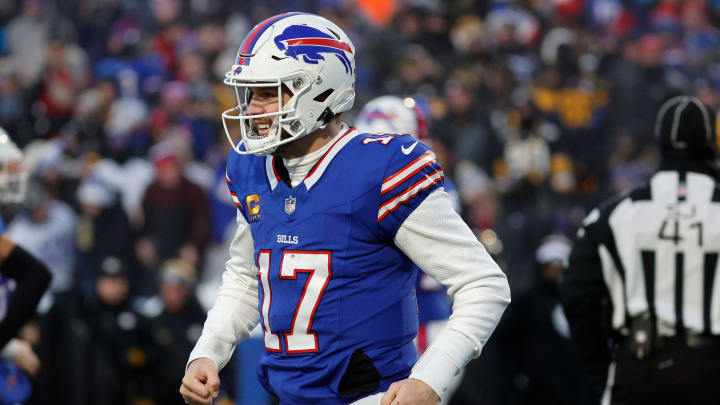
190, 126, 510, 404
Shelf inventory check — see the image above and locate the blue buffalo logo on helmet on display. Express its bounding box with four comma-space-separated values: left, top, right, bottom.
274, 25, 354, 74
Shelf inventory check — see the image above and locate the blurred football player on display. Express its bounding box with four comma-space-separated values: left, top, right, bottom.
181, 12, 510, 405
356, 95, 459, 352
0, 127, 52, 382
356, 96, 463, 404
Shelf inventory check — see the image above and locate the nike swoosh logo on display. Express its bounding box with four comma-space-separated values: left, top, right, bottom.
401, 140, 419, 155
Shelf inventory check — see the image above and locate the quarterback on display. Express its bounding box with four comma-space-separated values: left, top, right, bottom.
181, 12, 510, 405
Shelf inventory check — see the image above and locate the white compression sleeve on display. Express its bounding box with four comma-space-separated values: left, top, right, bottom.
188, 210, 261, 370
394, 189, 511, 399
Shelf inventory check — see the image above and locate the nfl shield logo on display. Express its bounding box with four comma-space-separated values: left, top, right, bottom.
284, 196, 296, 215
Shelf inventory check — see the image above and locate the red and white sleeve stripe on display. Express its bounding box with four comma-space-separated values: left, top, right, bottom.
378, 169, 444, 222
230, 192, 242, 208
381, 151, 437, 195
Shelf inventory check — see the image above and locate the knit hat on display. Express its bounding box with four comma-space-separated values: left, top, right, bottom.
655, 95, 718, 161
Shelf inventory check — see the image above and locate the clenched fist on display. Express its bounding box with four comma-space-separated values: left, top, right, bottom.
180, 357, 220, 405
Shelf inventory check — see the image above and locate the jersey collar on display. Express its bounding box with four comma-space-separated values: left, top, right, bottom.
265, 125, 359, 190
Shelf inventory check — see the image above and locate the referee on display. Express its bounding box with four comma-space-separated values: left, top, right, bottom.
561, 96, 720, 405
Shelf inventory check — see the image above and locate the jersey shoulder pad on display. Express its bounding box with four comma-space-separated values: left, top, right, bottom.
595, 183, 645, 216
226, 150, 266, 186
579, 184, 645, 243
225, 150, 265, 215
374, 134, 445, 232
380, 134, 444, 200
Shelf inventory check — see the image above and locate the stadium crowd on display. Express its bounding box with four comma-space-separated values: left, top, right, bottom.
0, 0, 718, 404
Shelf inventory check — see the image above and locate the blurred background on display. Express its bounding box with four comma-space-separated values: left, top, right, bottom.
0, 0, 718, 404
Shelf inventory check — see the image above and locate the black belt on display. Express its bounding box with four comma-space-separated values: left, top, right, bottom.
618, 333, 720, 359
624, 313, 720, 358
659, 335, 720, 349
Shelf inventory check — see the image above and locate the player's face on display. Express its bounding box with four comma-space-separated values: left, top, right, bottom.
246, 86, 292, 138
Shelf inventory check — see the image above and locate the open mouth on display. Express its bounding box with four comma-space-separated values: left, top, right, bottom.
251, 120, 273, 137
256, 122, 271, 134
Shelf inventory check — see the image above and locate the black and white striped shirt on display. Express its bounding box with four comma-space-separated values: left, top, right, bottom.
561, 164, 720, 382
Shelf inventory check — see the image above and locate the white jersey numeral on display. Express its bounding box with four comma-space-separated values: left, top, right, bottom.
257, 250, 281, 352
257, 250, 332, 353
362, 135, 395, 145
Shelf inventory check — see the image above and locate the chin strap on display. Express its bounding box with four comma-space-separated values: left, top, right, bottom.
318, 107, 335, 127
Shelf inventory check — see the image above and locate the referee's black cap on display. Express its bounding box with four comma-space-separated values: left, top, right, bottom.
655, 96, 719, 160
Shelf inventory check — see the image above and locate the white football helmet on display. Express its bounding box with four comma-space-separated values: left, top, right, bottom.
355, 96, 429, 141
0, 127, 27, 203
222, 12, 356, 155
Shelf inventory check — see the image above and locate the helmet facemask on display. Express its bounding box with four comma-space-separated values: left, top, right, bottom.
222, 72, 316, 156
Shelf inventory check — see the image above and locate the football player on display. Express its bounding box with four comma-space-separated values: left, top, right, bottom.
181, 12, 510, 405
356, 96, 463, 404
0, 128, 52, 377
355, 95, 458, 354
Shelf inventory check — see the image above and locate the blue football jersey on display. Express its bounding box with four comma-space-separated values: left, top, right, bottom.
226, 128, 445, 404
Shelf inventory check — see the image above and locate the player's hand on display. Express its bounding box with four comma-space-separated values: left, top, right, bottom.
180, 357, 220, 405
380, 378, 440, 405
11, 340, 40, 376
